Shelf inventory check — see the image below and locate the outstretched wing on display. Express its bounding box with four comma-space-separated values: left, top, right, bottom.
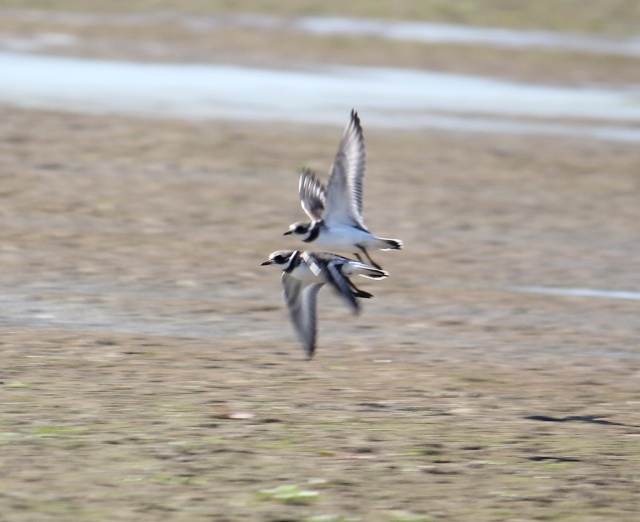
299, 168, 326, 221
282, 273, 324, 359
303, 252, 359, 314
323, 110, 367, 229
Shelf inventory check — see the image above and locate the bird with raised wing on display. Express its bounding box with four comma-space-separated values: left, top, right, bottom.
284, 110, 403, 269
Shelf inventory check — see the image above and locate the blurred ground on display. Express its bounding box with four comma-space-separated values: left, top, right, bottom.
1, 5, 640, 85
1, 0, 640, 34
1, 2, 640, 521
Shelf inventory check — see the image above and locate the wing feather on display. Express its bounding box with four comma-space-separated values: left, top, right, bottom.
282, 273, 323, 359
325, 260, 360, 314
324, 110, 367, 229
298, 168, 326, 221
302, 252, 359, 313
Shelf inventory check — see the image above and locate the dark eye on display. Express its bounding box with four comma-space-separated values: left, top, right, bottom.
274, 255, 284, 263
295, 225, 307, 234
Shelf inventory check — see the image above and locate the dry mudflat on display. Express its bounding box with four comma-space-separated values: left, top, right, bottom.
1, 104, 640, 521
1, 3, 640, 520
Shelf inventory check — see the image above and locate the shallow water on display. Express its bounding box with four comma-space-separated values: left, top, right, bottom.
293, 16, 640, 57
512, 286, 640, 301
2, 51, 640, 141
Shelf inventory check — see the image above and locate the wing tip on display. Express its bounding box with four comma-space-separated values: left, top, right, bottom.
349, 109, 361, 132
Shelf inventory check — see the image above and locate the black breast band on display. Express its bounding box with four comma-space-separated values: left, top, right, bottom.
303, 222, 321, 243
284, 250, 301, 273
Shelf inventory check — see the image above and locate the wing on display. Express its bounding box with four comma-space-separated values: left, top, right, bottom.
299, 168, 326, 221
323, 110, 367, 229
303, 252, 359, 314
282, 273, 324, 359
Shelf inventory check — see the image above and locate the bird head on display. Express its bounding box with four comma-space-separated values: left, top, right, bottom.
260, 250, 296, 268
284, 221, 312, 239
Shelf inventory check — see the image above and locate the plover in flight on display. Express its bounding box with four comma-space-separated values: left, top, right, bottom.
261, 250, 388, 359
284, 110, 403, 269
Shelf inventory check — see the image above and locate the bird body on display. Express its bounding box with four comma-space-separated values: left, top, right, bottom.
262, 110, 401, 359
285, 110, 402, 269
261, 250, 388, 358
292, 220, 401, 254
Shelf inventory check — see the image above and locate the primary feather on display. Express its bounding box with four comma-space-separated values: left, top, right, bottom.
282, 275, 323, 358
299, 168, 326, 221
324, 109, 367, 229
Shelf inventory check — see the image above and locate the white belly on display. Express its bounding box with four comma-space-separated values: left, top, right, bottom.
310, 224, 375, 253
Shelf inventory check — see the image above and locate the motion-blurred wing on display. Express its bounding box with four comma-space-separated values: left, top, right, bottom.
282, 273, 324, 359
323, 110, 367, 229
299, 168, 326, 221
303, 252, 359, 313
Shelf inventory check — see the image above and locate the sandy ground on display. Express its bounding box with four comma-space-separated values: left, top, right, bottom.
2, 4, 640, 521
1, 104, 640, 521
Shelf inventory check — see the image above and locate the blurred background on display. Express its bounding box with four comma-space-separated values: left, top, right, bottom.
2, 0, 640, 132
1, 2, 640, 521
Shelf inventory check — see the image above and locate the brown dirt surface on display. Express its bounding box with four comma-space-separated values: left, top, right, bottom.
2, 3, 640, 521
1, 104, 640, 521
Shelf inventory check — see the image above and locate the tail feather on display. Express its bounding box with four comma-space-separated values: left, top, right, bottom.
379, 238, 403, 251
360, 267, 389, 280
345, 262, 389, 280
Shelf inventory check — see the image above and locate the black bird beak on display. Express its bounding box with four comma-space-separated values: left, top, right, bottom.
283, 230, 293, 236
260, 260, 272, 266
